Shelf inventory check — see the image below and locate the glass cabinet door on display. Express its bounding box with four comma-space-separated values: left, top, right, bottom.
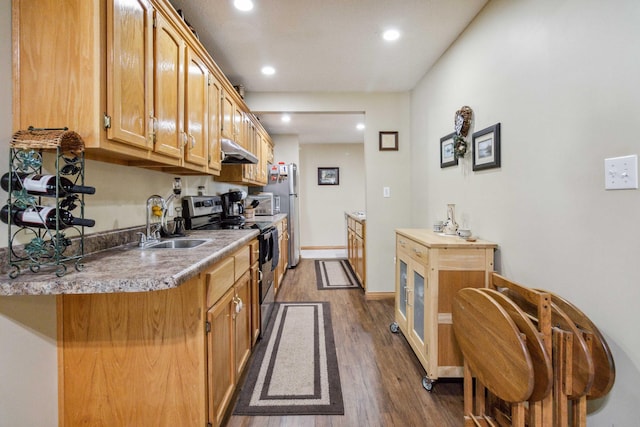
399, 260, 408, 318
412, 269, 425, 342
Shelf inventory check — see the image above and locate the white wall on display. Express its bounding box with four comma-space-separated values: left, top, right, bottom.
410, 0, 640, 422
246, 92, 412, 294
271, 134, 300, 166
299, 143, 365, 248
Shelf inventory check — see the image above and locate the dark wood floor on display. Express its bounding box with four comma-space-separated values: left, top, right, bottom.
227, 258, 464, 427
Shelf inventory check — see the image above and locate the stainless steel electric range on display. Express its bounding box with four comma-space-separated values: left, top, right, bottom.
182, 195, 278, 334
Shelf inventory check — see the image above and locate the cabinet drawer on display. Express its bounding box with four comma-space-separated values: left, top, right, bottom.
233, 245, 251, 278
397, 236, 428, 264
206, 257, 235, 308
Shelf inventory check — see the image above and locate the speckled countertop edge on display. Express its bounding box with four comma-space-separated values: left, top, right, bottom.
0, 229, 259, 296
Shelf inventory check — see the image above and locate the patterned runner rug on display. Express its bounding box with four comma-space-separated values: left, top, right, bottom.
233, 302, 344, 416
315, 259, 361, 290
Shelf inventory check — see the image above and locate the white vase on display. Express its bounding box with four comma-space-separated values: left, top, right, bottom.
443, 204, 459, 235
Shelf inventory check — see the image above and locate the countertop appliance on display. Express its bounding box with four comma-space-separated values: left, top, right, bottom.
182, 195, 278, 334
220, 190, 247, 225
245, 192, 279, 216
261, 163, 300, 267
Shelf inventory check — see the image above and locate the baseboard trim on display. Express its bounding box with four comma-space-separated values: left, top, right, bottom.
364, 292, 394, 300
300, 245, 346, 250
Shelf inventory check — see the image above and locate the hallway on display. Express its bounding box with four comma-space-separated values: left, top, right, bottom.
227, 258, 463, 427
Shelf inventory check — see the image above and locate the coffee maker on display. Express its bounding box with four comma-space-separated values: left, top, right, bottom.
220, 190, 247, 224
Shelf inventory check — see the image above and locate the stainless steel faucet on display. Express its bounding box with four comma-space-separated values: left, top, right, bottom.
138, 195, 165, 247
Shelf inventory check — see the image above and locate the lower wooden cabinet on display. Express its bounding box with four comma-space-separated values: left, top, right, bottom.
58, 238, 259, 427
59, 276, 207, 427
207, 287, 236, 427
346, 213, 366, 289
274, 217, 289, 294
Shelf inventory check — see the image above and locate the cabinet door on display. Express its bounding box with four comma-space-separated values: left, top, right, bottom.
355, 234, 364, 284
234, 270, 252, 376
234, 105, 245, 148
250, 262, 260, 345
208, 75, 222, 174
184, 47, 209, 168
107, 0, 153, 149
410, 263, 426, 347
395, 255, 409, 332
220, 90, 235, 141
153, 11, 184, 159
207, 288, 235, 427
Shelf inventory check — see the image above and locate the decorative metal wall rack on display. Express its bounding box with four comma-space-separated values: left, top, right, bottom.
4, 127, 93, 278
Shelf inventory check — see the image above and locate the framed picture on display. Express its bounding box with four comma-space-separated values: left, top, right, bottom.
472, 123, 501, 171
318, 167, 340, 185
440, 132, 458, 168
379, 131, 398, 151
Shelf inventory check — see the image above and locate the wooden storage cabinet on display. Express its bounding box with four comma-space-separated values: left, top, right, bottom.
204, 243, 254, 427
58, 238, 259, 427
59, 276, 207, 426
345, 213, 366, 289
274, 217, 289, 294
249, 239, 260, 344
12, 0, 272, 178
393, 229, 496, 389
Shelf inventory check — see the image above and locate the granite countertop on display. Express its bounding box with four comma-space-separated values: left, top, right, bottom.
0, 229, 259, 296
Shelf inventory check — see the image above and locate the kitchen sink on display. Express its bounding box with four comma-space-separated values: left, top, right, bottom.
143, 239, 210, 249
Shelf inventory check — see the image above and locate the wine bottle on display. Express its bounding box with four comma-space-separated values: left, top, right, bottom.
1, 172, 95, 196
1, 205, 95, 229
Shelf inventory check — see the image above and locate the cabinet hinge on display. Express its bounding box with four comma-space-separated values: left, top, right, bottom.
205, 321, 211, 333
153, 15, 157, 28
208, 74, 212, 86
103, 113, 111, 129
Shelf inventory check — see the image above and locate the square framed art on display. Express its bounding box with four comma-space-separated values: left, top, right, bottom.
318, 167, 340, 185
472, 123, 501, 171
440, 132, 457, 168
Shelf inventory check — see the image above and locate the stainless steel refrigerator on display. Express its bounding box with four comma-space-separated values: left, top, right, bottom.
264, 163, 300, 267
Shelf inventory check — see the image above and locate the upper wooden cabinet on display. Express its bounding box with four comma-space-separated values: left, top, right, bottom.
107, 0, 154, 151
208, 75, 223, 174
220, 88, 236, 142
12, 0, 269, 178
153, 9, 185, 160
183, 46, 209, 172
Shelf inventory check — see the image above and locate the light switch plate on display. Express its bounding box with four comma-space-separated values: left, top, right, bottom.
383, 187, 391, 198
605, 154, 638, 190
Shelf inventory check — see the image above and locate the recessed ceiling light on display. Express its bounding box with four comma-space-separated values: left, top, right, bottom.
234, 0, 254, 12
356, 123, 365, 130
382, 29, 401, 42
281, 114, 291, 123
261, 65, 276, 76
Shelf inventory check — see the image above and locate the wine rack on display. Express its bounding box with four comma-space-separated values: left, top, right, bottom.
4, 127, 93, 278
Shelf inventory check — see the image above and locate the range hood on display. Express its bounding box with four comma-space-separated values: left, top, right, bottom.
220, 138, 258, 164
